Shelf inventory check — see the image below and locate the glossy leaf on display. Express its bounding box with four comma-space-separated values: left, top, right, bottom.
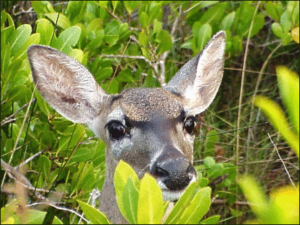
192, 23, 212, 53
177, 187, 211, 224
114, 160, 139, 222
38, 155, 51, 181
200, 215, 220, 224
239, 175, 269, 222
253, 95, 299, 157
265, 1, 283, 22
77, 200, 110, 224
156, 30, 172, 54
52, 26, 81, 54
280, 10, 292, 34
271, 22, 283, 38
122, 178, 139, 224
45, 13, 71, 30
164, 182, 197, 224
199, 2, 227, 26
104, 20, 119, 46
137, 173, 164, 224
276, 66, 299, 135
124, 1, 141, 15
69, 147, 95, 164
13, 33, 40, 61
291, 27, 299, 43
9, 24, 31, 55
69, 48, 84, 63
36, 18, 54, 45
220, 12, 235, 31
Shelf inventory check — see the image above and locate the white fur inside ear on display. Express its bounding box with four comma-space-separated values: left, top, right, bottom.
183, 32, 225, 115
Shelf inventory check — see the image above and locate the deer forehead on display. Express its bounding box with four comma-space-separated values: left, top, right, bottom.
119, 88, 183, 122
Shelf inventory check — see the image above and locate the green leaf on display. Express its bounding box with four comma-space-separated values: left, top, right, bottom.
238, 175, 269, 222
122, 178, 139, 224
220, 12, 235, 31
178, 187, 212, 224
45, 13, 71, 30
87, 18, 103, 34
69, 48, 84, 63
207, 163, 223, 178
38, 155, 51, 182
203, 156, 215, 168
8, 24, 31, 55
137, 173, 164, 224
1, 43, 11, 74
200, 215, 220, 224
276, 66, 299, 135
271, 22, 284, 38
114, 160, 140, 221
205, 130, 218, 157
199, 2, 227, 26
27, 209, 63, 224
58, 124, 86, 152
69, 147, 95, 164
95, 66, 113, 82
124, 1, 141, 15
32, 1, 54, 14
52, 26, 81, 54
266, 2, 283, 22
138, 32, 148, 46
253, 95, 299, 157
139, 11, 149, 28
77, 200, 110, 224
104, 20, 119, 46
280, 10, 292, 34
116, 68, 136, 83
164, 182, 198, 224
192, 23, 212, 53
85, 29, 104, 50
13, 33, 40, 61
148, 2, 162, 23
156, 30, 172, 54
36, 18, 54, 45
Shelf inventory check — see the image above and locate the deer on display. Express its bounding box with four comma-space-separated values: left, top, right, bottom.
27, 31, 226, 223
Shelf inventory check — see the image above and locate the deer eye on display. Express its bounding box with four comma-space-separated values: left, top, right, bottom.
184, 116, 195, 134
106, 121, 127, 140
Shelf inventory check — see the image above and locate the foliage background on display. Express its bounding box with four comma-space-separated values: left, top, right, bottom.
1, 1, 299, 224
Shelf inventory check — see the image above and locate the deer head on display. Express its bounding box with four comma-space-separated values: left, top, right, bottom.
27, 31, 226, 223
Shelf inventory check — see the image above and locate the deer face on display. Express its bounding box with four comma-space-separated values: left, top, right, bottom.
27, 31, 225, 203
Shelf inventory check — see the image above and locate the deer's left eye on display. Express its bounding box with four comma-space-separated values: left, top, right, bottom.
184, 116, 195, 134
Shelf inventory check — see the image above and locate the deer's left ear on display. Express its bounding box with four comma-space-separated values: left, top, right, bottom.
164, 31, 226, 115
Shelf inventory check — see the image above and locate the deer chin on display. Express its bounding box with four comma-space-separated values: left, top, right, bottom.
157, 177, 197, 202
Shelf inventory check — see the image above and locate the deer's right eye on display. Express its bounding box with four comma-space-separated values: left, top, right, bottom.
107, 122, 127, 140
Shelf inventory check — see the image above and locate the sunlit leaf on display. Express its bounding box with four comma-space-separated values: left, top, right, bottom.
254, 95, 299, 157
77, 200, 110, 224
137, 173, 164, 224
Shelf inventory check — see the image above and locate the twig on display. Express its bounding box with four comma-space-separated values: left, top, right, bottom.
235, 2, 260, 222
16, 148, 48, 169
1, 92, 36, 188
268, 133, 296, 188
245, 43, 282, 173
27, 202, 89, 223
1, 99, 36, 127
1, 159, 60, 203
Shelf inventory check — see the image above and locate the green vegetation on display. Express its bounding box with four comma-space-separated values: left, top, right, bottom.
1, 1, 299, 224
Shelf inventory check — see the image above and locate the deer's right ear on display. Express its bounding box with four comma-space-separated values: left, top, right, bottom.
164, 31, 226, 115
27, 45, 108, 124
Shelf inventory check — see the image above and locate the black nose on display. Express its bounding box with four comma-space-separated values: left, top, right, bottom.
150, 147, 197, 191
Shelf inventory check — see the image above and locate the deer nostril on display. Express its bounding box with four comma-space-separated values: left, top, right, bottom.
151, 158, 196, 191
